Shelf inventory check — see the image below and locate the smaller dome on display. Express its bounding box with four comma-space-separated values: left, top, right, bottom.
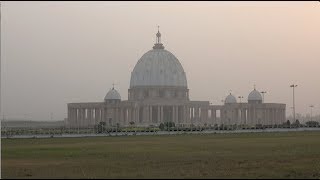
104, 87, 121, 101
225, 93, 237, 104
248, 89, 262, 101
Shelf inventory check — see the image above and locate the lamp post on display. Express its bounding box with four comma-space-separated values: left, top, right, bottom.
238, 96, 243, 103
260, 91, 267, 103
310, 105, 314, 121
238, 96, 244, 127
290, 84, 297, 122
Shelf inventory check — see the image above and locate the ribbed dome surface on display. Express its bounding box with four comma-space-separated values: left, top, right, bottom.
248, 89, 262, 101
104, 88, 121, 100
130, 49, 187, 88
225, 93, 237, 104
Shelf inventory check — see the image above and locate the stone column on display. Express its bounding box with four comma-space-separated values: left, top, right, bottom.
172, 106, 175, 123
190, 107, 194, 125
115, 108, 118, 125
78, 108, 82, 128
205, 107, 209, 124
78, 108, 81, 128
160, 106, 163, 123
69, 108, 72, 127
127, 108, 130, 124
246, 108, 251, 126
136, 107, 140, 124
253, 108, 256, 125
72, 108, 75, 128
123, 108, 126, 125
235, 109, 239, 125
125, 108, 128, 125
175, 106, 179, 124
150, 106, 153, 124
265, 109, 268, 125
144, 106, 148, 124
96, 108, 101, 124
71, 108, 75, 128
131, 108, 134, 124
74, 109, 78, 128
101, 108, 105, 123
194, 106, 199, 124
75, 108, 78, 128
119, 108, 123, 126
212, 109, 216, 125
87, 109, 92, 126
131, 108, 134, 123
68, 108, 72, 127
157, 106, 160, 123
184, 106, 188, 124
200, 107, 204, 124
182, 106, 186, 124
81, 108, 85, 128
271, 109, 274, 125
262, 109, 266, 125
135, 106, 140, 124
132, 108, 135, 123
276, 109, 280, 125
244, 109, 247, 125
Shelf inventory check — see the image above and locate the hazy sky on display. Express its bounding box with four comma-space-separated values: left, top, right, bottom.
1, 1, 320, 121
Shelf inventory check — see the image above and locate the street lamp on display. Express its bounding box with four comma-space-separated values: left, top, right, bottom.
260, 91, 267, 103
310, 105, 314, 121
290, 84, 297, 122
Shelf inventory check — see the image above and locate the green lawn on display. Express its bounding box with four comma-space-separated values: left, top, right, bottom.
2, 131, 320, 179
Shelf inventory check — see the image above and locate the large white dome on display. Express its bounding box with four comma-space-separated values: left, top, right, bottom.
130, 30, 187, 88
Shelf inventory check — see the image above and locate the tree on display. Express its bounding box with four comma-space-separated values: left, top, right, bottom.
163, 121, 175, 131
129, 121, 135, 127
159, 123, 165, 131
291, 119, 300, 128
286, 120, 291, 127
213, 124, 218, 130
96, 122, 106, 133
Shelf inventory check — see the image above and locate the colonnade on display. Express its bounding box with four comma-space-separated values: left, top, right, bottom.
221, 107, 286, 125
67, 103, 286, 128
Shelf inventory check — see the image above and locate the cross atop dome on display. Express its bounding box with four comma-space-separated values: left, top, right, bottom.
153, 25, 165, 49
112, 82, 115, 90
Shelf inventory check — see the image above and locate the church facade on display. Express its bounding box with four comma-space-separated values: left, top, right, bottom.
66, 30, 286, 128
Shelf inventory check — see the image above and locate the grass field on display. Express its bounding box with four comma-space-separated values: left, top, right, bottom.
2, 131, 320, 179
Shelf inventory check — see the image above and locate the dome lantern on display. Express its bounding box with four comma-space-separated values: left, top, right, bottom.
153, 26, 164, 50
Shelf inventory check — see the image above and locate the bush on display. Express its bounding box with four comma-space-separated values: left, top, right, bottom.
305, 121, 319, 127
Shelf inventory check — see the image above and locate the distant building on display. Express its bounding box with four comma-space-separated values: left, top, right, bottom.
66, 29, 285, 128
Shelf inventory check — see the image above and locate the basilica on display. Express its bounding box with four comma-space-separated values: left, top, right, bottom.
66, 30, 286, 128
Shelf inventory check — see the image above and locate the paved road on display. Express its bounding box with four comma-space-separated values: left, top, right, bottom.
2, 127, 320, 139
